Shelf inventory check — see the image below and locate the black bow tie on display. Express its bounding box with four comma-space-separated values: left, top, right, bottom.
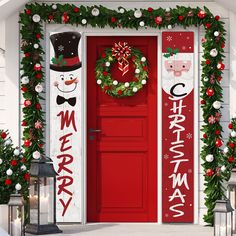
56, 95, 76, 107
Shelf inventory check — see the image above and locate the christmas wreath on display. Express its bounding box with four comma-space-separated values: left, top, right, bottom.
95, 42, 148, 97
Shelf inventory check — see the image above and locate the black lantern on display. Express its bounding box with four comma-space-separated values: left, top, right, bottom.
25, 155, 62, 234
8, 193, 25, 236
227, 168, 236, 233
214, 199, 234, 236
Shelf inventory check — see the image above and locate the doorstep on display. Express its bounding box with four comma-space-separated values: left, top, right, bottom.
26, 223, 213, 236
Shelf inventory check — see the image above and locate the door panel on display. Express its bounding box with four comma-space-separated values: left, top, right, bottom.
87, 36, 157, 222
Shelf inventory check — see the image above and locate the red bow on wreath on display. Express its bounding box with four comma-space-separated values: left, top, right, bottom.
112, 42, 131, 76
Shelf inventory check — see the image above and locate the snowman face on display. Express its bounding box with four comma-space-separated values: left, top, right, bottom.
162, 53, 193, 100
53, 71, 79, 93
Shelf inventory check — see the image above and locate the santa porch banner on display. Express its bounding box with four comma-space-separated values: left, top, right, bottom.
50, 31, 82, 222
162, 32, 194, 222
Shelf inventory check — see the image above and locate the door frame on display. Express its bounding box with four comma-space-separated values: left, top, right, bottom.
45, 25, 199, 225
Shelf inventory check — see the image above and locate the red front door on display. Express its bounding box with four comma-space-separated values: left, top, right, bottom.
87, 36, 157, 222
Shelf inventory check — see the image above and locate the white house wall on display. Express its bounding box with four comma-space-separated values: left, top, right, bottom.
0, 1, 231, 225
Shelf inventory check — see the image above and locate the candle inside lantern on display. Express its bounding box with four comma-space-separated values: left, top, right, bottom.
12, 217, 21, 236
40, 195, 49, 224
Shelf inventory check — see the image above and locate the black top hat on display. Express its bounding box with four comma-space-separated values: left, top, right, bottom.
50, 32, 82, 72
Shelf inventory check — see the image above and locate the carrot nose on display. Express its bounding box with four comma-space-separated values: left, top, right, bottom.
65, 78, 77, 85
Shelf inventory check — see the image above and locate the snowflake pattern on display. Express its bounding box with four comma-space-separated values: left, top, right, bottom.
186, 133, 192, 139
166, 36, 172, 42
163, 154, 169, 159
58, 45, 64, 52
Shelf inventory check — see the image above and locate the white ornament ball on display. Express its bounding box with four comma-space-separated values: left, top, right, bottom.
105, 62, 110, 67
124, 82, 130, 88
33, 151, 41, 160
119, 8, 125, 14
21, 165, 27, 171
166, 7, 171, 12
113, 80, 118, 86
96, 79, 102, 85
133, 87, 138, 92
21, 76, 29, 85
135, 68, 140, 74
221, 165, 226, 172
224, 147, 229, 153
203, 77, 209, 82
6, 169, 13, 176
0, 158, 2, 165
139, 21, 145, 27
5, 139, 12, 145
141, 57, 146, 62
210, 48, 218, 57
15, 183, 22, 191
134, 9, 142, 18
141, 80, 147, 85
213, 101, 221, 109
231, 131, 236, 137
233, 113, 236, 119
82, 19, 87, 25
206, 154, 214, 162
32, 14, 41, 23
52, 4, 57, 10
167, 25, 172, 30
35, 84, 43, 93
214, 31, 220, 37
34, 43, 39, 49
91, 8, 100, 16
13, 149, 20, 156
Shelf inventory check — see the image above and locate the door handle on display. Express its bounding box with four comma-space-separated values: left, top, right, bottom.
89, 128, 102, 133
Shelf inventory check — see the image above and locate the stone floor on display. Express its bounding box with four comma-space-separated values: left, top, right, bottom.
26, 223, 213, 236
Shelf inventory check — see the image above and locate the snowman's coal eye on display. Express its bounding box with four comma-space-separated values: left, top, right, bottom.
60, 75, 64, 80
182, 65, 185, 68
69, 74, 73, 80
170, 65, 173, 68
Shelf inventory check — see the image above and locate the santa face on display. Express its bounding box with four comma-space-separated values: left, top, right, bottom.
53, 71, 79, 93
162, 53, 193, 100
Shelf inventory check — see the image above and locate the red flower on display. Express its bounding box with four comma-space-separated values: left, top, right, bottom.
24, 139, 31, 147
228, 123, 233, 129
104, 85, 109, 90
62, 13, 69, 23
103, 71, 108, 76
48, 15, 54, 21
205, 59, 211, 65
102, 53, 106, 58
215, 15, 220, 21
215, 130, 221, 135
21, 87, 27, 93
25, 9, 31, 15
118, 90, 123, 95
73, 7, 79, 13
5, 179, 12, 185
1, 132, 7, 139
208, 115, 216, 124
36, 34, 41, 39
21, 158, 26, 163
178, 15, 184, 21
229, 142, 235, 149
205, 23, 211, 29
148, 7, 153, 12
111, 17, 116, 23
203, 133, 207, 139
200, 100, 206, 105
228, 156, 235, 163
143, 66, 147, 71
155, 16, 162, 25
11, 160, 17, 166
24, 173, 30, 181
21, 121, 27, 126
24, 52, 30, 57
36, 73, 42, 79
36, 103, 41, 110
24, 100, 32, 107
206, 169, 214, 177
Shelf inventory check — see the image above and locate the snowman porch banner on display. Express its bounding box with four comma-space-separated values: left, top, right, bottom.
50, 31, 82, 222
162, 32, 194, 222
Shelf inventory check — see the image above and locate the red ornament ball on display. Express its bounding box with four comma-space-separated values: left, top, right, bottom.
1, 132, 7, 139
215, 130, 221, 135
205, 59, 211, 65
205, 23, 211, 29
206, 169, 214, 177
73, 7, 79, 13
104, 85, 109, 91
217, 62, 225, 70
24, 100, 32, 107
25, 9, 31, 15
36, 34, 41, 39
11, 160, 17, 166
24, 52, 30, 57
228, 156, 235, 163
5, 179, 12, 185
155, 16, 163, 25
102, 53, 106, 58
215, 15, 220, 21
197, 10, 206, 19
203, 133, 207, 139
215, 138, 223, 147
206, 88, 214, 97
103, 71, 108, 76
24, 139, 31, 147
21, 121, 27, 126
36, 73, 42, 79
38, 143, 44, 148
221, 43, 225, 49
36, 103, 41, 110
200, 100, 206, 105
21, 87, 27, 93
143, 66, 147, 71
34, 63, 42, 71
228, 123, 233, 129
48, 15, 54, 21
21, 158, 26, 163
229, 142, 235, 149
148, 7, 153, 12
118, 90, 123, 95
24, 173, 30, 181
178, 15, 184, 21
111, 17, 116, 23
133, 77, 139, 82
62, 13, 69, 23
217, 76, 222, 82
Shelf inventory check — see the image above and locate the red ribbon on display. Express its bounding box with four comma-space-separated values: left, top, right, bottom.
56, 56, 80, 67
112, 42, 131, 76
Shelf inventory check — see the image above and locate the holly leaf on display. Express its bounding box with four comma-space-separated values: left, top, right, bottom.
164, 53, 170, 58
58, 55, 64, 62
173, 48, 179, 54
166, 47, 172, 53
62, 60, 67, 66
51, 57, 57, 64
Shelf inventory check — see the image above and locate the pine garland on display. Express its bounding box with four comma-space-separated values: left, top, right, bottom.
19, 3, 226, 225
